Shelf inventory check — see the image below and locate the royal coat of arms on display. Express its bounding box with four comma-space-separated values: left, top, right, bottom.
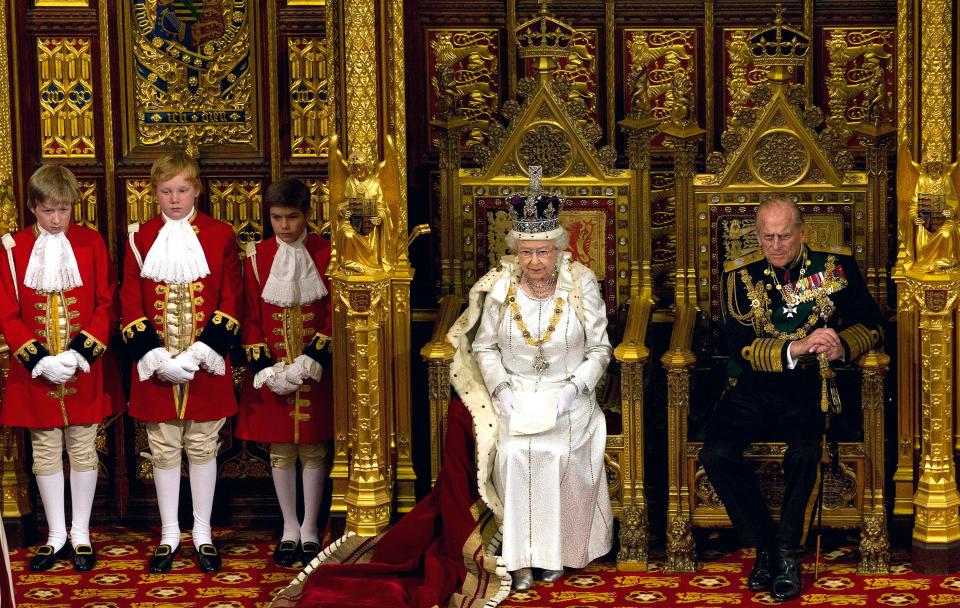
129, 0, 256, 154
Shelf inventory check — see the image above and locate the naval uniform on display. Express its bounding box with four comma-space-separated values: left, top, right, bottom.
700, 244, 882, 550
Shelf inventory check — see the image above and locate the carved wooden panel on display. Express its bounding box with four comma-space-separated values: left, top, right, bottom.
822, 27, 896, 146
522, 28, 600, 126
37, 37, 96, 158
73, 179, 98, 230
208, 179, 264, 247
125, 179, 158, 225
426, 28, 500, 150
623, 28, 696, 148
287, 37, 330, 158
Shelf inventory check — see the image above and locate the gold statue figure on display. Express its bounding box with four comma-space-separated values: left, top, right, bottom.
328, 133, 403, 275
898, 143, 960, 274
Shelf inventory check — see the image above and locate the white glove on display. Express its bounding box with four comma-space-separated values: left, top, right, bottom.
283, 354, 322, 385
556, 383, 579, 416
183, 341, 226, 376
137, 347, 171, 381
156, 356, 198, 384
265, 370, 301, 396
253, 362, 284, 390
495, 387, 516, 420
32, 356, 75, 385
56, 349, 89, 373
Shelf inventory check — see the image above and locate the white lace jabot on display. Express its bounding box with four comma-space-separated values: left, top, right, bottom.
140, 212, 210, 284
261, 232, 327, 307
23, 226, 82, 292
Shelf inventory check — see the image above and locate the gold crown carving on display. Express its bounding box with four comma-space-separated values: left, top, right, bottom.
749, 4, 810, 69
515, 0, 576, 59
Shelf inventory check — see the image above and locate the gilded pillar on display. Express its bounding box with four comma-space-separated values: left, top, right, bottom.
896, 0, 960, 573
909, 280, 960, 572
327, 0, 419, 532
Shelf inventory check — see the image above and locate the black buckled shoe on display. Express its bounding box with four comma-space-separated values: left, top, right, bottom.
73, 544, 97, 572
196, 543, 221, 573
273, 540, 299, 567
771, 545, 804, 602
148, 544, 179, 573
747, 547, 776, 591
30, 543, 72, 571
300, 541, 320, 564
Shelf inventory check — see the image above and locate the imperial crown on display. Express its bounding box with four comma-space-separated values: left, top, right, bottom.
508, 166, 564, 237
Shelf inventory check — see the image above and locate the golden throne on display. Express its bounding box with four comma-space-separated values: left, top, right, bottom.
421, 6, 657, 569
660, 16, 892, 574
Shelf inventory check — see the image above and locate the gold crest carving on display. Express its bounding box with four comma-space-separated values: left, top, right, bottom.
924, 289, 948, 312
126, 0, 256, 155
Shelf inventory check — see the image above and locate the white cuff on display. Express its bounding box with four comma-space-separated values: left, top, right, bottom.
785, 342, 798, 370
187, 341, 225, 376
253, 365, 277, 390
294, 354, 322, 382
137, 347, 171, 381
66, 349, 90, 374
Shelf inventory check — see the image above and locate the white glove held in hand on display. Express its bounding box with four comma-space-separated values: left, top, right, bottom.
156, 356, 198, 384
32, 355, 75, 385
556, 383, 579, 416
283, 354, 322, 385
265, 369, 301, 396
253, 362, 283, 390
56, 349, 89, 373
495, 387, 516, 420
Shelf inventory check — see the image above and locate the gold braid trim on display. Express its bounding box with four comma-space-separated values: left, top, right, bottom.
243, 342, 270, 361
742, 338, 787, 372
839, 324, 878, 361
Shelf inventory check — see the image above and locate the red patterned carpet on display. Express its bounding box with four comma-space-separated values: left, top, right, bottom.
9, 528, 960, 607
9, 527, 303, 608
498, 546, 959, 608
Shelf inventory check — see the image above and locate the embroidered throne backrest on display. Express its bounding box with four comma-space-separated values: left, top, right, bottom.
692, 80, 880, 353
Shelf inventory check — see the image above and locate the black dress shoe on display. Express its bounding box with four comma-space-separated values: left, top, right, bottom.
771, 545, 804, 602
300, 540, 320, 564
148, 544, 179, 573
273, 540, 299, 567
196, 543, 221, 573
73, 544, 97, 572
30, 543, 72, 571
747, 547, 776, 591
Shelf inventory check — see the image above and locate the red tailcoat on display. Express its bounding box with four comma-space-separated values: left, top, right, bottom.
0, 224, 120, 428
235, 234, 334, 444
121, 211, 241, 422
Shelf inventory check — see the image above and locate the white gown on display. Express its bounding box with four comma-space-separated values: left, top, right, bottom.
472, 267, 613, 572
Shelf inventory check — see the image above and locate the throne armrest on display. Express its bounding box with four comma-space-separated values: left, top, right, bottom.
419, 295, 463, 485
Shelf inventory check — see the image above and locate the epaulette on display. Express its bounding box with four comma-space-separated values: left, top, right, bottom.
807, 242, 852, 256
723, 249, 765, 273
1, 233, 14, 250
127, 222, 139, 234
244, 241, 257, 259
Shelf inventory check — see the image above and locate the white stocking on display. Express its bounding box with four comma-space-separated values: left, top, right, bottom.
272, 466, 300, 543
153, 465, 182, 549
300, 464, 326, 544
189, 460, 217, 548
69, 469, 98, 547
36, 471, 67, 551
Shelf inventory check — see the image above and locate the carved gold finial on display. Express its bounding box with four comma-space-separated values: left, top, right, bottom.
515, 0, 575, 77
749, 4, 809, 82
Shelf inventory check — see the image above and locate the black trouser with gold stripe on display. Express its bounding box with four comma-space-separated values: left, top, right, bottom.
700, 373, 824, 550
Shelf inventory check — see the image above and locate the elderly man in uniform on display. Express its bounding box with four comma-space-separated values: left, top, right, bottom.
700, 196, 882, 601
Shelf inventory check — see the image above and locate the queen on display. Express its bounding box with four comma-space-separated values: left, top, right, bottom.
452, 167, 613, 590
